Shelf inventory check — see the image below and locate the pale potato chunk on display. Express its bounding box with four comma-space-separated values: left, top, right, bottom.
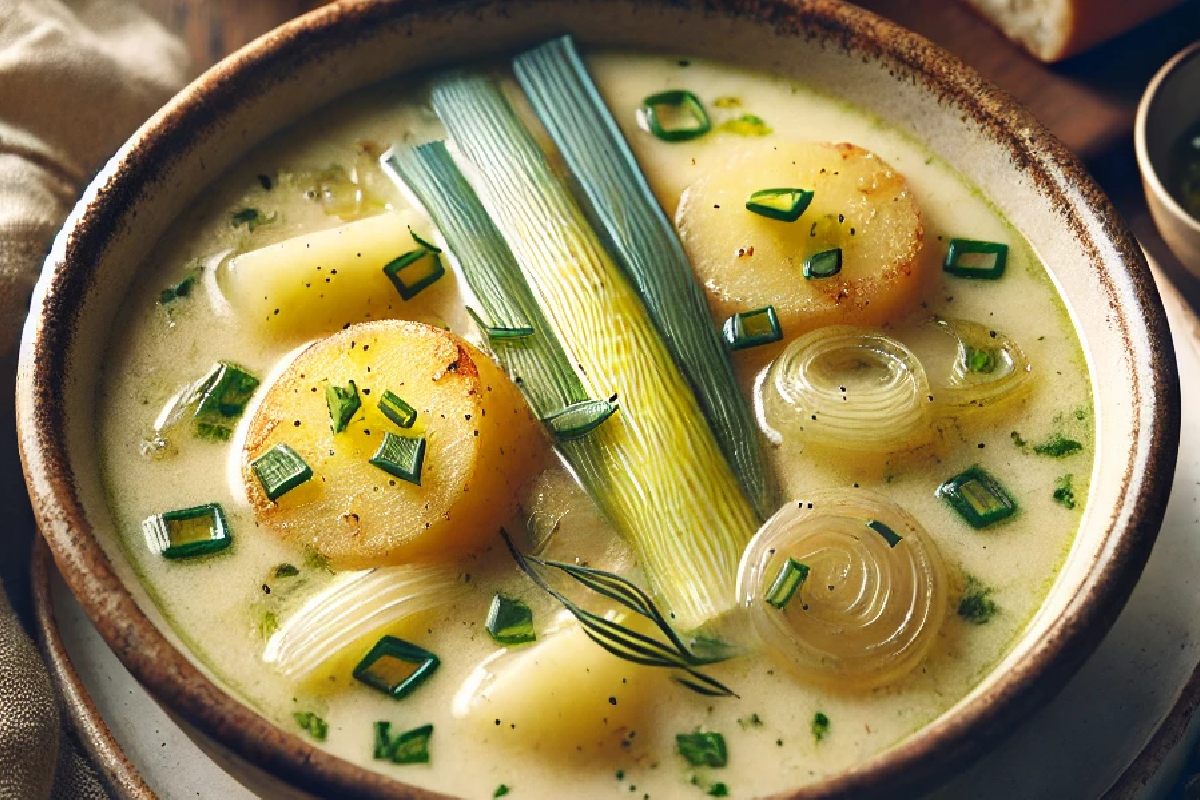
676, 141, 929, 345
243, 320, 546, 568
225, 211, 458, 339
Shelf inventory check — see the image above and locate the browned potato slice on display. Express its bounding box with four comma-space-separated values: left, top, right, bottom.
243, 320, 546, 567
676, 141, 929, 343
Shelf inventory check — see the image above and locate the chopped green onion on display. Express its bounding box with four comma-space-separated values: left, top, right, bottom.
708, 783, 730, 798
514, 36, 772, 518
717, 113, 773, 136
867, 519, 902, 548
1032, 433, 1083, 457
272, 563, 299, 578
407, 226, 441, 253
638, 89, 710, 142
159, 274, 196, 304
494, 786, 511, 798
389, 723, 434, 764
485, 593, 536, 645
944, 238, 1008, 279
764, 558, 809, 609
378, 390, 417, 429
541, 398, 618, 440
722, 306, 783, 351
142, 503, 232, 559
293, 712, 328, 741
373, 721, 393, 759
466, 306, 535, 341
1053, 474, 1077, 509
676, 731, 728, 767
745, 188, 814, 222
812, 712, 831, 743
251, 443, 313, 502
964, 346, 998, 373
325, 380, 361, 433
191, 361, 260, 440
383, 246, 444, 300
369, 433, 425, 486
803, 248, 843, 279
957, 574, 999, 624
353, 636, 439, 700
230, 207, 276, 231
936, 466, 1017, 529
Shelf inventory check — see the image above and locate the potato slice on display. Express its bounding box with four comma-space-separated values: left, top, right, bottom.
243, 320, 546, 568
676, 141, 929, 344
225, 211, 458, 339
453, 614, 663, 753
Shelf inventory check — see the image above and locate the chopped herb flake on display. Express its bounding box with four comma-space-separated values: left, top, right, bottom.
957, 574, 999, 624
142, 503, 232, 560
964, 346, 998, 373
251, 443, 313, 502
272, 563, 299, 578
494, 786, 511, 798
713, 96, 741, 109
326, 380, 361, 433
1053, 474, 1077, 509
259, 609, 279, 639
812, 712, 830, 743
379, 390, 417, 429
867, 519, 902, 548
737, 713, 763, 730
353, 636, 439, 699
640, 90, 711, 142
1032, 433, 1083, 458
764, 558, 809, 609
293, 711, 328, 741
485, 594, 536, 645
745, 188, 814, 222
936, 466, 1017, 529
717, 113, 773, 136
389, 723, 434, 764
191, 361, 259, 440
230, 207, 276, 231
370, 433, 426, 485
708, 783, 730, 797
159, 274, 196, 305
373, 721, 393, 759
676, 731, 728, 768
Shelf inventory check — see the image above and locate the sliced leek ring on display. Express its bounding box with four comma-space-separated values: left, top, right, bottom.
736, 489, 948, 691
758, 326, 932, 453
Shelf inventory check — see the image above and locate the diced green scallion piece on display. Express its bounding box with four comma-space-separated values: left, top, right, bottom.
251, 443, 313, 501
383, 248, 445, 300
867, 519, 902, 548
192, 361, 260, 440
369, 433, 425, 485
812, 711, 831, 743
676, 731, 728, 767
541, 398, 618, 440
326, 380, 361, 433
230, 207, 276, 231
936, 466, 1017, 529
717, 114, 773, 137
373, 721, 434, 764
293, 712, 328, 741
353, 636, 439, 699
379, 390, 417, 429
957, 574, 999, 624
159, 274, 196, 304
965, 346, 998, 373
722, 306, 783, 351
764, 558, 809, 609
485, 594, 536, 645
803, 248, 843, 279
373, 721, 393, 759
745, 188, 814, 222
142, 503, 232, 559
640, 90, 711, 142
466, 306, 535, 342
944, 238, 1008, 279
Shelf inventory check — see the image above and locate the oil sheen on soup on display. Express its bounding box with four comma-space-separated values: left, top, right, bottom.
98, 43, 1093, 799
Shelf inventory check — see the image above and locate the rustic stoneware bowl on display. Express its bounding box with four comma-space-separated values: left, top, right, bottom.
16, 1, 1179, 797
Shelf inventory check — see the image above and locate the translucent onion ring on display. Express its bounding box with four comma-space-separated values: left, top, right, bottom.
921, 318, 1032, 415
736, 489, 948, 690
758, 326, 932, 453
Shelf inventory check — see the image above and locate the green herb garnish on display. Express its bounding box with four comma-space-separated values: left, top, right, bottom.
745, 188, 814, 222
353, 636, 439, 700
943, 238, 1008, 279
189, 361, 260, 441
812, 712, 830, 743
676, 731, 728, 767
325, 380, 361, 434
383, 228, 445, 300
373, 721, 393, 759
640, 90, 711, 142
1053, 474, 1077, 509
867, 519, 903, 548
485, 594, 536, 646
251, 443, 313, 502
1032, 433, 1083, 457
803, 248, 843, 279
764, 558, 809, 610
379, 389, 417, 429
259, 609, 279, 639
936, 466, 1017, 529
230, 207, 276, 231
293, 711, 328, 741
958, 574, 999, 624
370, 433, 426, 486
389, 723, 434, 764
541, 398, 618, 440
159, 274, 196, 305
272, 563, 299, 578
964, 346, 998, 373
722, 306, 783, 351
717, 113, 773, 136
466, 306, 535, 342
494, 786, 511, 798
737, 713, 763, 730
708, 783, 730, 797
142, 503, 232, 560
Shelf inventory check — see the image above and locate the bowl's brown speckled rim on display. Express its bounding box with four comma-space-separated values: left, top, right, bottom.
16, 1, 1180, 798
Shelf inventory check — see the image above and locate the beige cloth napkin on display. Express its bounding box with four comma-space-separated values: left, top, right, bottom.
0, 1, 185, 797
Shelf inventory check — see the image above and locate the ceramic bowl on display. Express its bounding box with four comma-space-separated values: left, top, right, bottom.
1137, 39, 1200, 274
15, 1, 1179, 798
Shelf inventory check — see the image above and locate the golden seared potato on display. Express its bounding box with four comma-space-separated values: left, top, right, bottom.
242, 320, 546, 568
676, 141, 929, 344
225, 211, 458, 339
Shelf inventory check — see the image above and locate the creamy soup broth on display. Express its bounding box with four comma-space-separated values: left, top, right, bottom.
98, 51, 1092, 798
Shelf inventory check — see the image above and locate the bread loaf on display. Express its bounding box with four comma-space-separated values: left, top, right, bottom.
957, 0, 1190, 61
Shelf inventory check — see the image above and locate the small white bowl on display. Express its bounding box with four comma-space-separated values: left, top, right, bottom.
1137, 39, 1200, 273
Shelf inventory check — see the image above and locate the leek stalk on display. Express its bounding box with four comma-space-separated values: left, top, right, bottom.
513, 36, 771, 519
421, 74, 760, 628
